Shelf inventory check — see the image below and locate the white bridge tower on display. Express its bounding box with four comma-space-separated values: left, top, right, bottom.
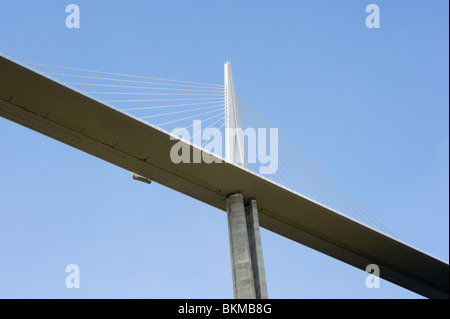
224, 62, 268, 299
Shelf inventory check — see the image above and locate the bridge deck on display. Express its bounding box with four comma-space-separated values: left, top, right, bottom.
0, 56, 448, 298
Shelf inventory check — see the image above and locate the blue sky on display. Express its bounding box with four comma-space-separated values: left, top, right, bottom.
0, 1, 448, 298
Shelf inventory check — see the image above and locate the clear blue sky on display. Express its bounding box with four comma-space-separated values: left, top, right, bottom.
0, 1, 448, 298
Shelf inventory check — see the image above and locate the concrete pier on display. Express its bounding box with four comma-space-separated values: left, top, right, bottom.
227, 193, 268, 299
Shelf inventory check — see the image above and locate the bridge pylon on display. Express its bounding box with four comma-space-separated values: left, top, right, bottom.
224, 62, 268, 299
